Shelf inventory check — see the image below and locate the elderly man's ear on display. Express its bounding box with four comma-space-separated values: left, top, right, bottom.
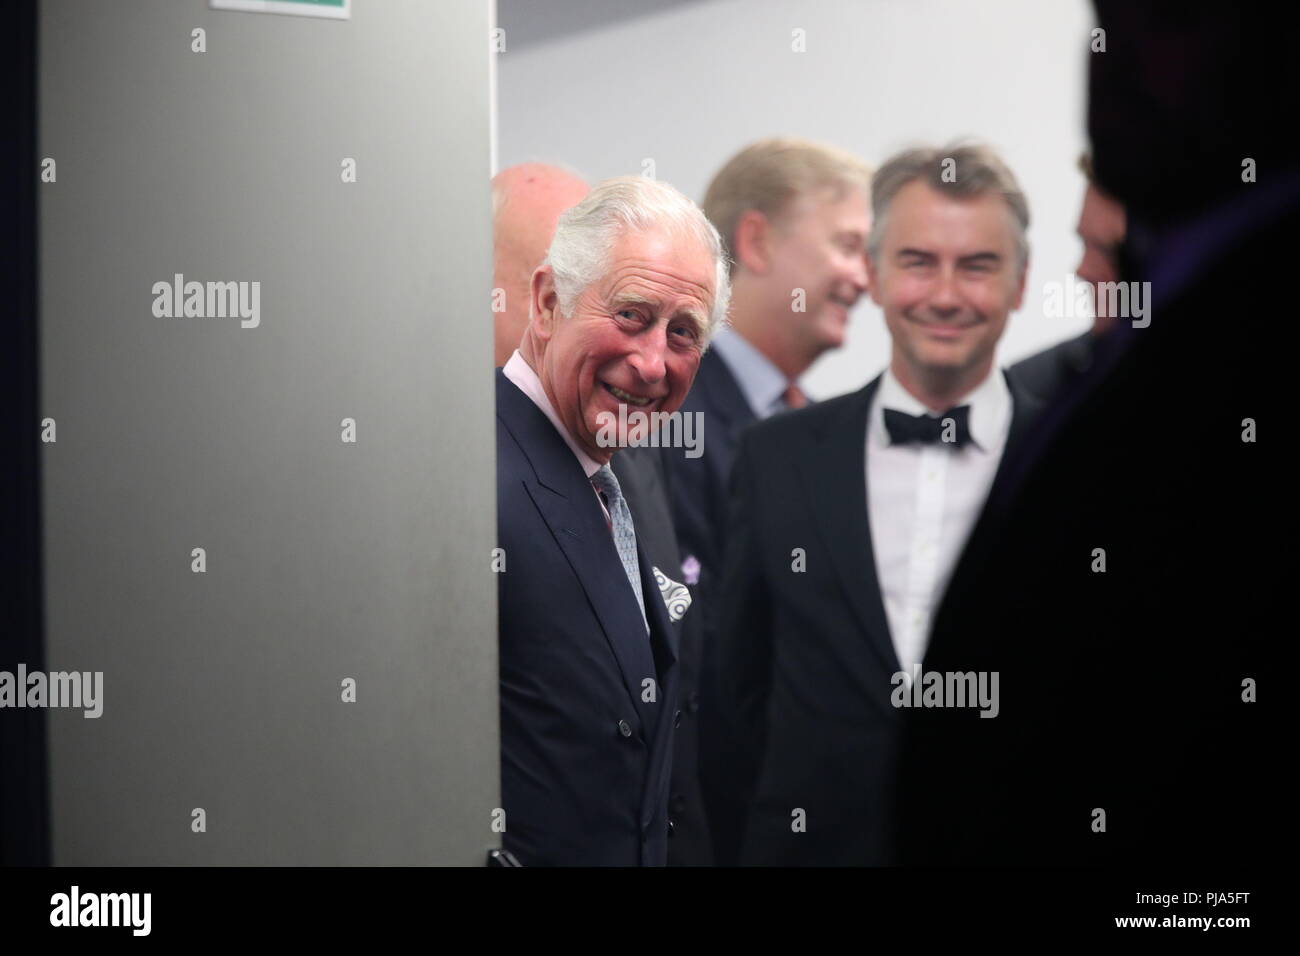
528, 264, 561, 342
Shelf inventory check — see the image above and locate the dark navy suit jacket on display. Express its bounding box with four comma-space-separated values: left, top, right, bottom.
495, 370, 679, 866
658, 348, 756, 864
613, 446, 711, 865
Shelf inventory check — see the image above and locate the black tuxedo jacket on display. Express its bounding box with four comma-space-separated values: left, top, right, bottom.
714, 370, 1043, 865
496, 370, 679, 866
612, 446, 711, 865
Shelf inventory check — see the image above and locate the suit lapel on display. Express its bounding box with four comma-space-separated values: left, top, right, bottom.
793, 377, 900, 676
639, 547, 680, 668
638, 547, 679, 815
991, 368, 1046, 491
699, 348, 757, 446
923, 369, 1048, 670
497, 373, 661, 729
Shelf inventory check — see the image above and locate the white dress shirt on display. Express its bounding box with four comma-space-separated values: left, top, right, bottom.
710, 327, 808, 419
866, 366, 1012, 675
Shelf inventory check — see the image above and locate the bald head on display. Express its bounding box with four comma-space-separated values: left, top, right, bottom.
492, 163, 590, 366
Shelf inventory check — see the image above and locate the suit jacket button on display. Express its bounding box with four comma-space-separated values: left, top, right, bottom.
688, 692, 700, 713
618, 719, 632, 738
673, 709, 683, 729
667, 820, 675, 838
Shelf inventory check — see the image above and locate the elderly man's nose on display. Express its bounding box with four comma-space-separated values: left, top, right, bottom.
628, 333, 668, 383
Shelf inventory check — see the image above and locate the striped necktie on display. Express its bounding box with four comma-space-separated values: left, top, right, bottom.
591, 464, 648, 630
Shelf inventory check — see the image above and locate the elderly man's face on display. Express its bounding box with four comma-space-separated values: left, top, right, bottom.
532, 228, 714, 463
868, 180, 1025, 387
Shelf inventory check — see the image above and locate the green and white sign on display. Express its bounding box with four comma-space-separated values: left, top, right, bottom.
210, 0, 350, 20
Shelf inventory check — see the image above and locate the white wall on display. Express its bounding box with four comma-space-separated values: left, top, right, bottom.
498, 0, 1094, 399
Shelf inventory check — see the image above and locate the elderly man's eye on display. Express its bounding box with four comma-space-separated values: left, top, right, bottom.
616, 309, 642, 322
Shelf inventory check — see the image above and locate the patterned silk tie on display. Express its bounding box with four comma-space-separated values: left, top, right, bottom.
591, 464, 648, 629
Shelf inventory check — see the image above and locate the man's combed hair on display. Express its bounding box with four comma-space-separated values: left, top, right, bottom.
703, 137, 872, 277
868, 142, 1030, 271
545, 175, 731, 343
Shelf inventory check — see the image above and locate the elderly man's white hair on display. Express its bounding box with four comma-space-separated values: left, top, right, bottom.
544, 175, 731, 344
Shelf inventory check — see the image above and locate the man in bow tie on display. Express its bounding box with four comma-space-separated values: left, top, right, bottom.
495, 175, 729, 865
712, 143, 1042, 865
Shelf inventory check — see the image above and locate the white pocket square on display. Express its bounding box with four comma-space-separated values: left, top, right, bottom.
651, 566, 692, 623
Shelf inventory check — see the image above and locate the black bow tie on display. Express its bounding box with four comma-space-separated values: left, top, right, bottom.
883, 405, 973, 447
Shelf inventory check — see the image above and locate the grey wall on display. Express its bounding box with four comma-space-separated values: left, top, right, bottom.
40, 0, 497, 864
497, 0, 1093, 401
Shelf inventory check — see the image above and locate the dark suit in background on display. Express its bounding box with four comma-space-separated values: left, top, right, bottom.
716, 371, 1042, 865
613, 445, 711, 865
1010, 330, 1096, 406
899, 197, 1292, 866
660, 346, 756, 865
897, 0, 1290, 867
662, 347, 756, 594
496, 371, 679, 866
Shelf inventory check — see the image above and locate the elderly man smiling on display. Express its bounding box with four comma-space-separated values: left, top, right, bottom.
495, 176, 729, 866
